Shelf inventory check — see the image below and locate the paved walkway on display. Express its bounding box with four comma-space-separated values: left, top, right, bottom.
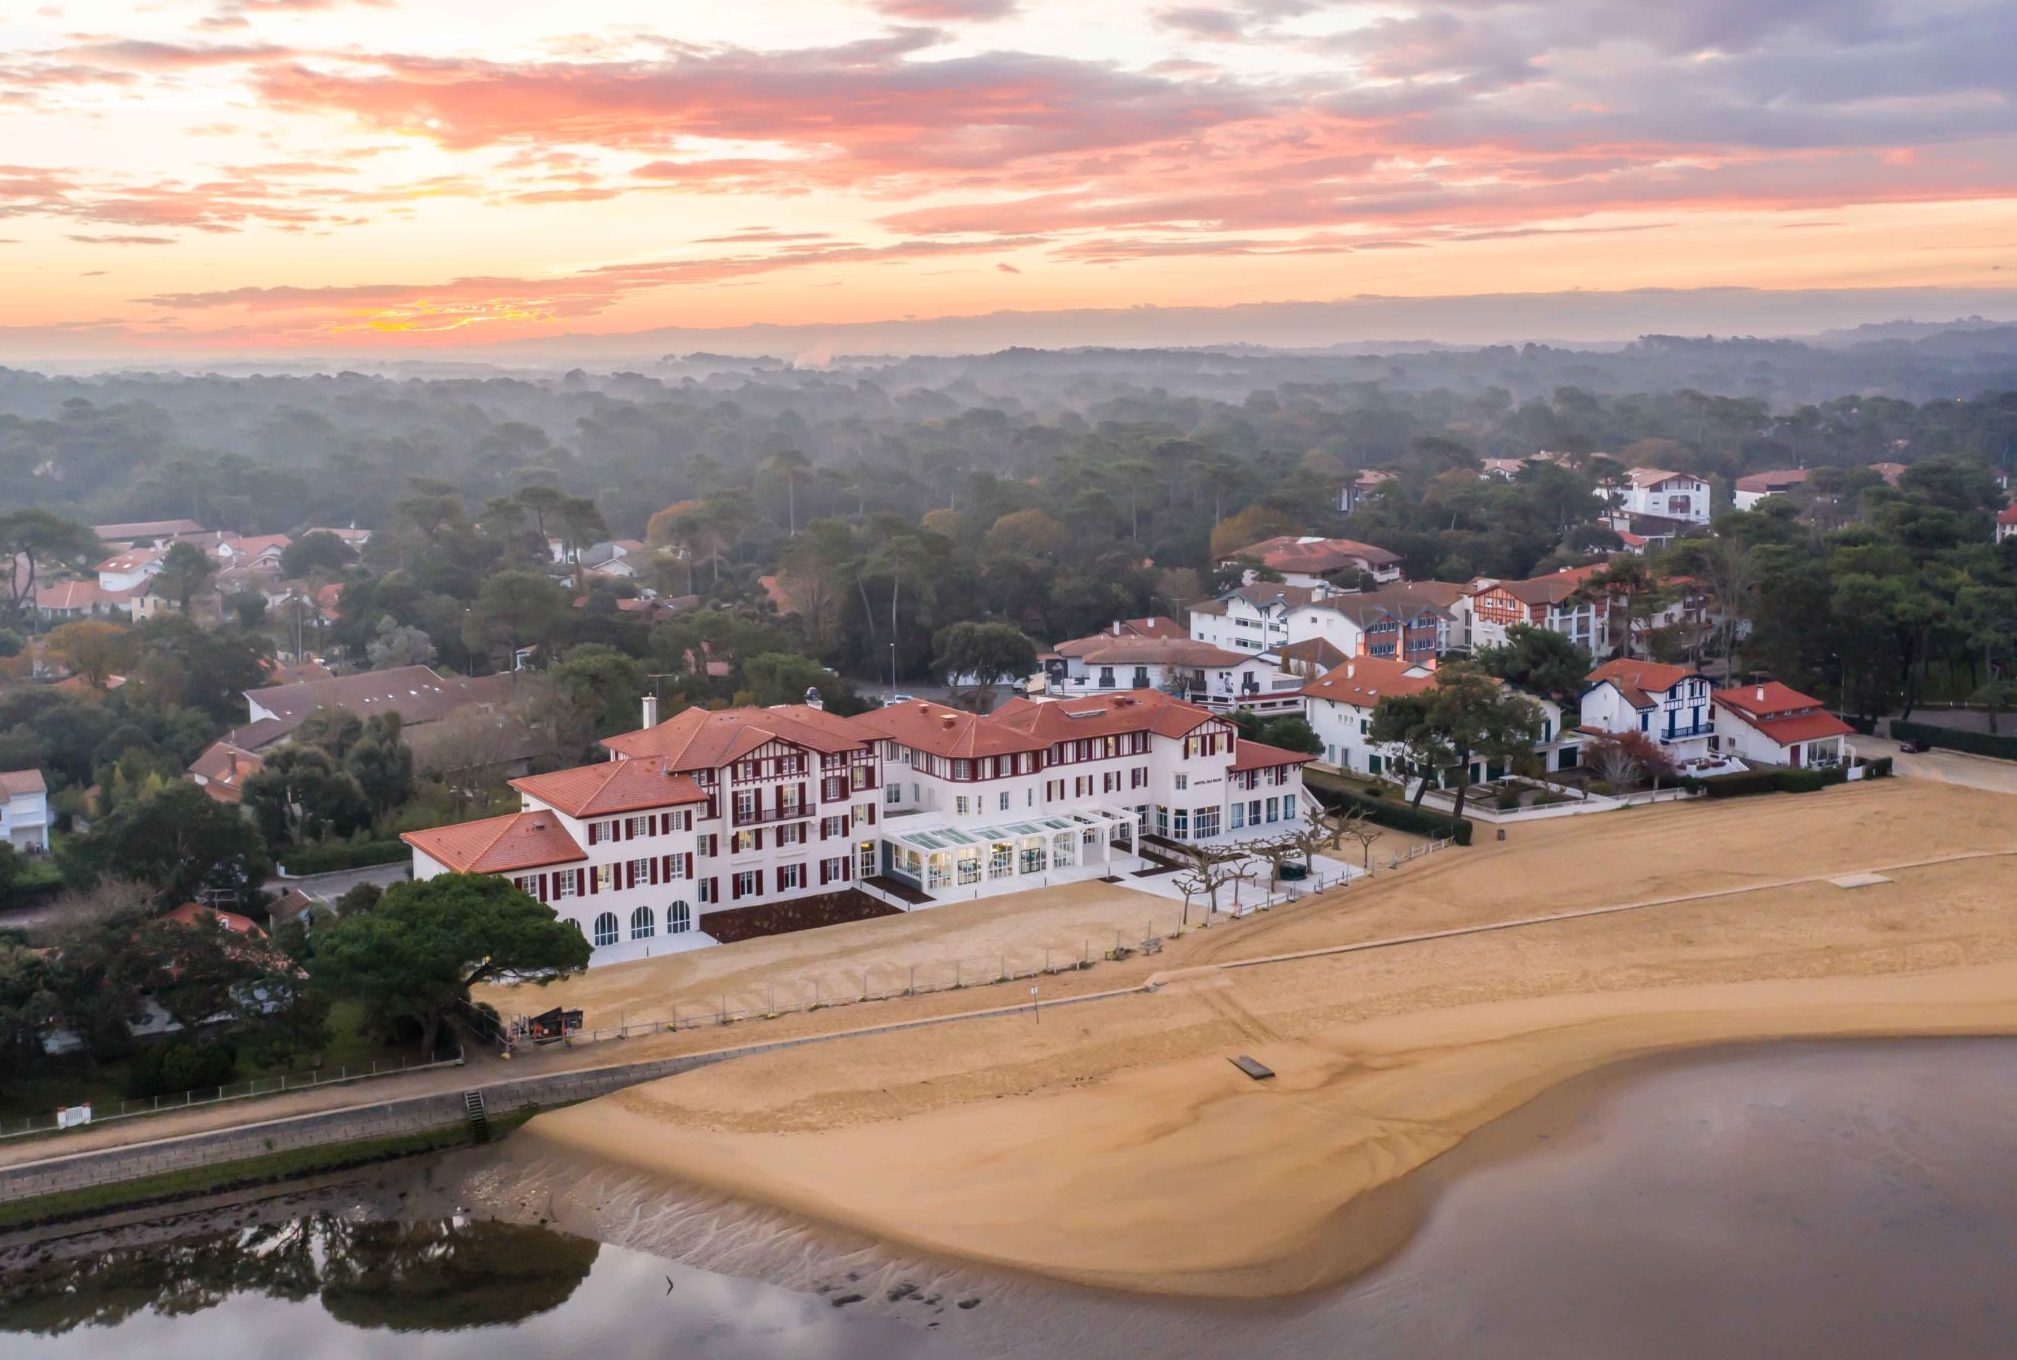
1882, 745, 2017, 797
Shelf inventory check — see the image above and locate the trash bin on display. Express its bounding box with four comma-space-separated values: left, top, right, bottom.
1279, 862, 1308, 881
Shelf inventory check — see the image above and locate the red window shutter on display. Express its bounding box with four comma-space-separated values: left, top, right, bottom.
587, 823, 597, 846
649, 856, 660, 886
867, 804, 876, 826
755, 870, 765, 895
731, 874, 742, 901
538, 873, 549, 900
819, 859, 828, 885
588, 867, 598, 895
661, 853, 672, 880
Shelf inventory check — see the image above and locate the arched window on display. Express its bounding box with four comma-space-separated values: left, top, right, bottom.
668, 900, 692, 934
630, 905, 656, 940
593, 912, 619, 948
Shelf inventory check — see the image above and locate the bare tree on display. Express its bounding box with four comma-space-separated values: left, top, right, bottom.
1236, 834, 1305, 892
1328, 806, 1385, 872
1167, 843, 1250, 923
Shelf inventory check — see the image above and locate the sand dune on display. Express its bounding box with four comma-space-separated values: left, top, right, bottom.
507, 781, 2017, 1297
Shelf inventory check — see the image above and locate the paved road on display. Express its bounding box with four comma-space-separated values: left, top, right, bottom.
265, 861, 411, 901
1878, 744, 2017, 797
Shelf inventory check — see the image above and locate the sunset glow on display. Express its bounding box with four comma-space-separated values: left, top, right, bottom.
5, 0, 2015, 356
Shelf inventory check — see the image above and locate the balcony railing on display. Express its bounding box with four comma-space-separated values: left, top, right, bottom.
730, 803, 814, 827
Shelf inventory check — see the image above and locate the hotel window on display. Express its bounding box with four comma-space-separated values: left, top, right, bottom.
956, 795, 971, 816
733, 790, 757, 820
777, 824, 804, 847
596, 864, 615, 892
1195, 808, 1220, 840
593, 912, 619, 948
626, 815, 652, 839
668, 901, 692, 934
697, 834, 717, 857
1174, 773, 1188, 791
627, 857, 651, 886
885, 784, 901, 805
777, 863, 804, 891
1131, 766, 1147, 789
999, 791, 1011, 812
513, 875, 538, 898
554, 871, 578, 900
1173, 809, 1189, 839
733, 870, 759, 898
630, 906, 655, 940
1230, 803, 1246, 830
733, 830, 758, 854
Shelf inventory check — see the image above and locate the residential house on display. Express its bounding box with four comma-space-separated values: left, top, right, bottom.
1224, 535, 1405, 589
402, 689, 1313, 966
90, 519, 204, 545
1338, 469, 1395, 515
0, 769, 49, 851
1579, 659, 1716, 763
1458, 566, 1608, 656
1046, 632, 1299, 713
33, 578, 120, 621
1711, 683, 1854, 769
1271, 637, 1350, 680
94, 546, 166, 594
1283, 583, 1465, 663
1997, 504, 2017, 543
1609, 468, 1712, 525
186, 735, 266, 805
1189, 583, 1329, 654
1304, 659, 1580, 781
1733, 468, 1809, 511
1480, 457, 1528, 480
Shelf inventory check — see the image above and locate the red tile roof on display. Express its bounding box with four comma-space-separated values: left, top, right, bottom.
1052, 634, 1250, 667
1712, 683, 1855, 747
165, 902, 265, 936
1736, 468, 1810, 494
401, 811, 587, 874
852, 698, 1045, 759
1585, 658, 1701, 709
604, 703, 867, 767
1301, 656, 1437, 707
34, 579, 106, 611
1999, 504, 2017, 526
1229, 535, 1402, 573
1229, 739, 1315, 771
0, 769, 46, 798
993, 689, 1220, 743
512, 758, 707, 817
185, 739, 263, 803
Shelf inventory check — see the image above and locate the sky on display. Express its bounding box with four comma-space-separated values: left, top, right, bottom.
3, 0, 2016, 358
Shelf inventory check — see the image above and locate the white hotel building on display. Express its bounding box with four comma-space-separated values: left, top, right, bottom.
404, 689, 1314, 966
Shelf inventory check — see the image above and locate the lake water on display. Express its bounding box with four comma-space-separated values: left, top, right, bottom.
4, 1038, 2016, 1359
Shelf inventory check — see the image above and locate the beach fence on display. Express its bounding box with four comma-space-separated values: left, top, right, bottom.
0, 1046, 465, 1143
529, 855, 1446, 1051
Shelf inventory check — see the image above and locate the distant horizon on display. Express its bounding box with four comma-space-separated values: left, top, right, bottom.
8, 284, 2017, 370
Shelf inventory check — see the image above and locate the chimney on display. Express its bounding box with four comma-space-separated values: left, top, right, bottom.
941, 715, 956, 730
1112, 619, 1121, 636
804, 685, 824, 711
1346, 663, 1355, 679
1755, 685, 1766, 703
641, 692, 659, 729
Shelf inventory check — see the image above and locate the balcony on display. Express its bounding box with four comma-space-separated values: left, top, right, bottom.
730, 802, 814, 828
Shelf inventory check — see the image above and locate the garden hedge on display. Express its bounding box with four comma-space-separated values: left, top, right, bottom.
1889, 719, 2017, 761
278, 839, 409, 876
1310, 782, 1474, 845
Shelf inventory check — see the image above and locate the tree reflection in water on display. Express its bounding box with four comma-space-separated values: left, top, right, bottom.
0, 1215, 599, 1336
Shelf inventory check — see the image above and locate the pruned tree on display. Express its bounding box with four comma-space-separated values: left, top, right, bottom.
1584, 729, 1674, 792
1167, 842, 1252, 922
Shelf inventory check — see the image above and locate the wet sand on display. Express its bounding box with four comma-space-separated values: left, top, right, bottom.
517, 964, 2017, 1298
469, 1037, 2017, 1360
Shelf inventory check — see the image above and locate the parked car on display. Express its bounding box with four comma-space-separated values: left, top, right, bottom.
1898, 738, 1931, 754
883, 693, 917, 707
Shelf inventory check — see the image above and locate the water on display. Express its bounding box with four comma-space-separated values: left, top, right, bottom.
4, 1038, 2016, 1359
0, 1213, 932, 1359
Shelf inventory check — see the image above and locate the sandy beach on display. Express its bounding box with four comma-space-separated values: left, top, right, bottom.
502, 780, 2017, 1298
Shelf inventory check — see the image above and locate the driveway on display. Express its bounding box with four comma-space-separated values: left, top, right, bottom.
265, 861, 412, 901
1870, 743, 2017, 797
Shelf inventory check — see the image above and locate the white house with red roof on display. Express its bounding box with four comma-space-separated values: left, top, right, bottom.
1224, 535, 1405, 589
1046, 628, 1300, 712
1579, 659, 1717, 762
0, 769, 49, 851
1997, 504, 2017, 543
1459, 565, 1609, 655
1609, 467, 1712, 524
1304, 658, 1579, 781
1711, 683, 1853, 769
401, 687, 1316, 963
